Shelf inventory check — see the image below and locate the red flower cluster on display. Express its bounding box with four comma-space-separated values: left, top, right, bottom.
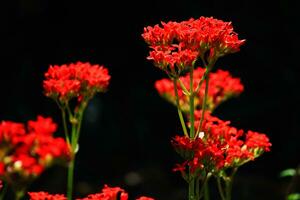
28, 192, 67, 200
136, 197, 154, 200
29, 185, 154, 200
44, 62, 110, 102
78, 185, 128, 200
142, 17, 245, 74
0, 116, 70, 187
155, 67, 244, 112
172, 111, 271, 174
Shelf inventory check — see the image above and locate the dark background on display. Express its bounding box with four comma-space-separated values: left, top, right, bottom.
0, 0, 299, 199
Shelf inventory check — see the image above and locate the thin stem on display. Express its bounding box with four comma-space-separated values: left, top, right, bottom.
189, 176, 196, 200
173, 79, 189, 137
195, 177, 200, 199
189, 65, 195, 138
0, 182, 8, 200
61, 109, 70, 144
195, 58, 217, 138
67, 112, 79, 200
195, 56, 208, 94
200, 55, 208, 67
75, 102, 87, 143
195, 75, 206, 94
66, 101, 87, 200
217, 177, 226, 200
204, 180, 210, 200
178, 78, 190, 96
225, 168, 238, 200
67, 157, 75, 200
198, 173, 210, 200
66, 103, 74, 120
196, 74, 210, 138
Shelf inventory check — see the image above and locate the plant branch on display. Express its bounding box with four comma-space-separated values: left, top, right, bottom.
173, 79, 189, 137
189, 64, 195, 138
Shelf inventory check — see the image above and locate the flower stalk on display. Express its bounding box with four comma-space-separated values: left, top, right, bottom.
42, 61, 110, 200
143, 16, 271, 200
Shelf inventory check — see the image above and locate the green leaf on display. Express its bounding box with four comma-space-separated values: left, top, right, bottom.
288, 193, 300, 200
280, 169, 296, 177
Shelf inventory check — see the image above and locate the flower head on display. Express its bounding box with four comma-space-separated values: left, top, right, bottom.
77, 185, 128, 200
143, 17, 245, 75
136, 197, 155, 200
0, 116, 70, 190
28, 192, 67, 200
172, 111, 271, 174
155, 67, 244, 112
43, 62, 110, 102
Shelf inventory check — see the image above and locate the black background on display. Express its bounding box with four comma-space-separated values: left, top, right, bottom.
0, 0, 299, 199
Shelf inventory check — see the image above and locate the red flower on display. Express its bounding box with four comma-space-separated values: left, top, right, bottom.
136, 197, 155, 200
155, 67, 244, 112
143, 17, 245, 74
78, 185, 128, 200
0, 162, 5, 176
35, 137, 70, 161
0, 116, 70, 190
11, 154, 44, 176
171, 135, 196, 159
43, 61, 110, 102
28, 192, 67, 200
0, 121, 26, 144
245, 131, 271, 153
173, 111, 271, 173
28, 116, 57, 136
43, 79, 81, 101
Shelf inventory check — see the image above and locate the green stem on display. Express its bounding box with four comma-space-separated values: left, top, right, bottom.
195, 177, 200, 199
225, 181, 232, 200
61, 109, 70, 144
194, 56, 209, 94
66, 103, 74, 120
173, 79, 189, 137
15, 190, 25, 200
217, 177, 226, 200
225, 168, 237, 200
67, 157, 75, 200
189, 65, 195, 138
67, 102, 86, 200
0, 182, 8, 200
75, 103, 87, 143
195, 58, 217, 138
189, 176, 196, 200
178, 78, 190, 96
197, 74, 210, 138
204, 180, 210, 200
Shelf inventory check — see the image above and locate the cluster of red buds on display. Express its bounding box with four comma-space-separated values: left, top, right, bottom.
29, 185, 154, 200
172, 111, 271, 176
155, 67, 244, 112
142, 17, 245, 76
0, 116, 70, 192
43, 61, 110, 103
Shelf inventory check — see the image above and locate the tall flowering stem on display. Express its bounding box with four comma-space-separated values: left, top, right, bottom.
43, 61, 110, 200
143, 16, 272, 200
